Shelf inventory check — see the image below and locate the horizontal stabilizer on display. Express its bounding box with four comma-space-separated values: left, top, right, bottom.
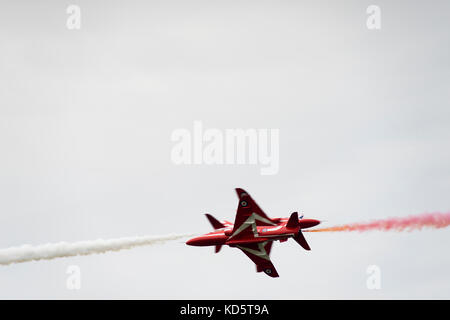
294, 231, 311, 251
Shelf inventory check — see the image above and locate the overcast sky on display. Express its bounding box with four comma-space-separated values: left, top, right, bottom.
0, 0, 449, 298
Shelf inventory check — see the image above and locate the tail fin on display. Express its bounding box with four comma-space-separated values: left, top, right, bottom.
294, 230, 311, 251
286, 212, 299, 228
205, 214, 225, 230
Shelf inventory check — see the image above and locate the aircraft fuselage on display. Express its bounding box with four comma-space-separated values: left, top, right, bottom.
186, 218, 320, 247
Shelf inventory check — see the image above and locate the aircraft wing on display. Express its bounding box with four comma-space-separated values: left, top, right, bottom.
237, 241, 279, 278
228, 188, 276, 241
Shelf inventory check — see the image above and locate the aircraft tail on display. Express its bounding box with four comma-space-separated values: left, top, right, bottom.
286, 212, 311, 250
286, 212, 299, 228
294, 230, 311, 250
205, 214, 225, 254
205, 214, 225, 230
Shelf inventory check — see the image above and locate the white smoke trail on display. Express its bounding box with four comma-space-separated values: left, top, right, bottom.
0, 233, 194, 266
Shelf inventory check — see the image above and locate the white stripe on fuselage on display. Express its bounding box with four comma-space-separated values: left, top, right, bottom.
264, 225, 282, 232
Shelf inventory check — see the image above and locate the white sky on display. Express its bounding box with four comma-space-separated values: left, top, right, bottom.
0, 0, 449, 298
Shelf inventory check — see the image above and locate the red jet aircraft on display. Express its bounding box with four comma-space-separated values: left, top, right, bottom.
186, 188, 321, 277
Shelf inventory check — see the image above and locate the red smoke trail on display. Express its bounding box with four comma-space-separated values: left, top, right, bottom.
305, 212, 450, 233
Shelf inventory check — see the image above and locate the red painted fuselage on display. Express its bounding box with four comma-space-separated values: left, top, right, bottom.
186, 218, 320, 247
